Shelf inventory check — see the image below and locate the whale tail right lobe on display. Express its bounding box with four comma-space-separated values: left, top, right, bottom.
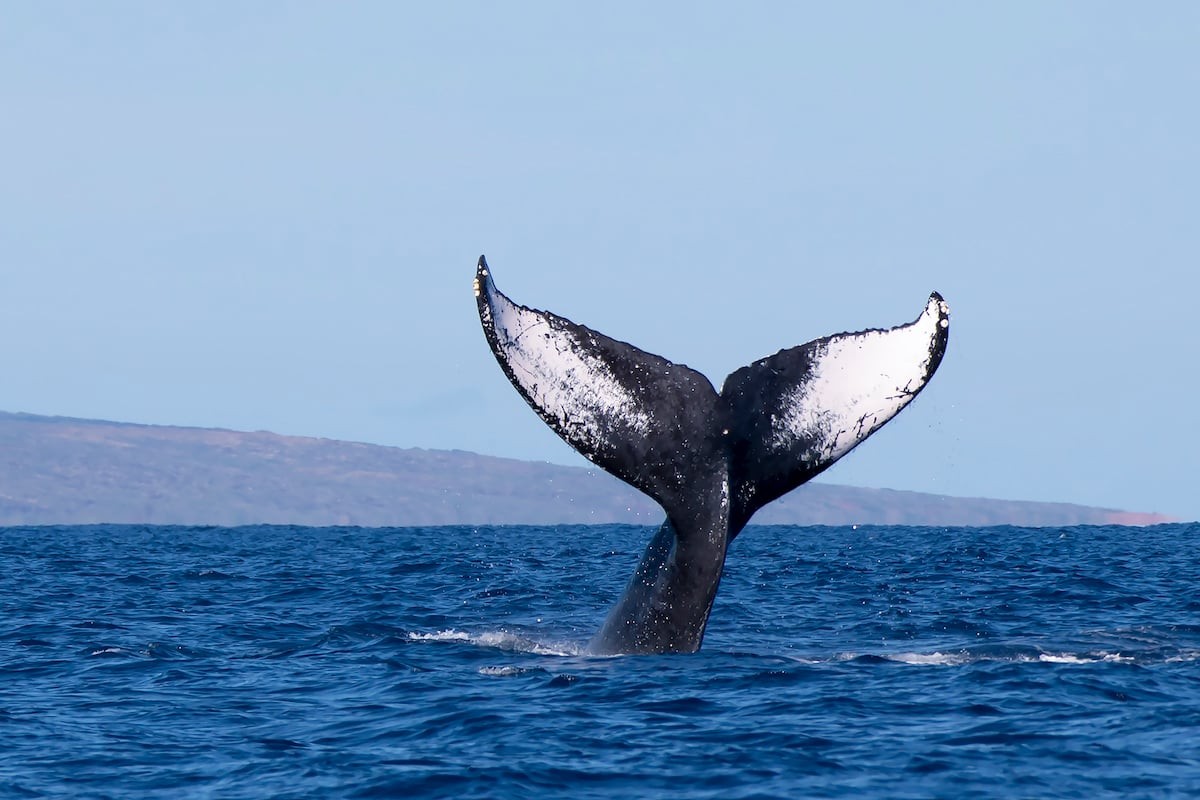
721, 292, 950, 531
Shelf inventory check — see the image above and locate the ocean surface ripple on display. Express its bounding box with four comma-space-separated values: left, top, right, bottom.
3, 523, 1199, 798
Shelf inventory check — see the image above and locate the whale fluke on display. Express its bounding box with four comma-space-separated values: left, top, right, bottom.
474, 255, 949, 654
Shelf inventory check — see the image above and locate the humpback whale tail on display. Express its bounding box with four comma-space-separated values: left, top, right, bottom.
474, 255, 949, 654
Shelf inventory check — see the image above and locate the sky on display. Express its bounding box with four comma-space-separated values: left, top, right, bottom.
2, 4, 1198, 520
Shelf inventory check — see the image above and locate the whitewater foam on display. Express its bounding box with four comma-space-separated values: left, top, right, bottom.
407, 629, 580, 657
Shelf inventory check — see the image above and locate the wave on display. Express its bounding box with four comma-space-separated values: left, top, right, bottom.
823, 645, 1200, 667
879, 650, 1138, 666
406, 629, 583, 657
403, 629, 1200, 667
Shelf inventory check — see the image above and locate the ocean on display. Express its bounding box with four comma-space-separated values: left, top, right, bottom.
3, 522, 1199, 798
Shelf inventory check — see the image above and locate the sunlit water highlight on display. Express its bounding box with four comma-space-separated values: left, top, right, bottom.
3, 523, 1199, 798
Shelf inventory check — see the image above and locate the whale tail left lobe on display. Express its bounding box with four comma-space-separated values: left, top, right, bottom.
474, 256, 725, 525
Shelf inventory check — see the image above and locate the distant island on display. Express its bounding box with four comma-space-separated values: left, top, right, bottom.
0, 411, 1175, 527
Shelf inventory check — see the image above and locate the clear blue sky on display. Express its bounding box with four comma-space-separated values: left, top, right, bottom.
2, 4, 1197, 519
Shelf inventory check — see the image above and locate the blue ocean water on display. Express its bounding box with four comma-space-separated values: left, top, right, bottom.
3, 523, 1200, 798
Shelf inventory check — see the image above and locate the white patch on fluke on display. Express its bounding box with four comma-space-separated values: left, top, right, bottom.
484, 283, 652, 448
770, 295, 944, 462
